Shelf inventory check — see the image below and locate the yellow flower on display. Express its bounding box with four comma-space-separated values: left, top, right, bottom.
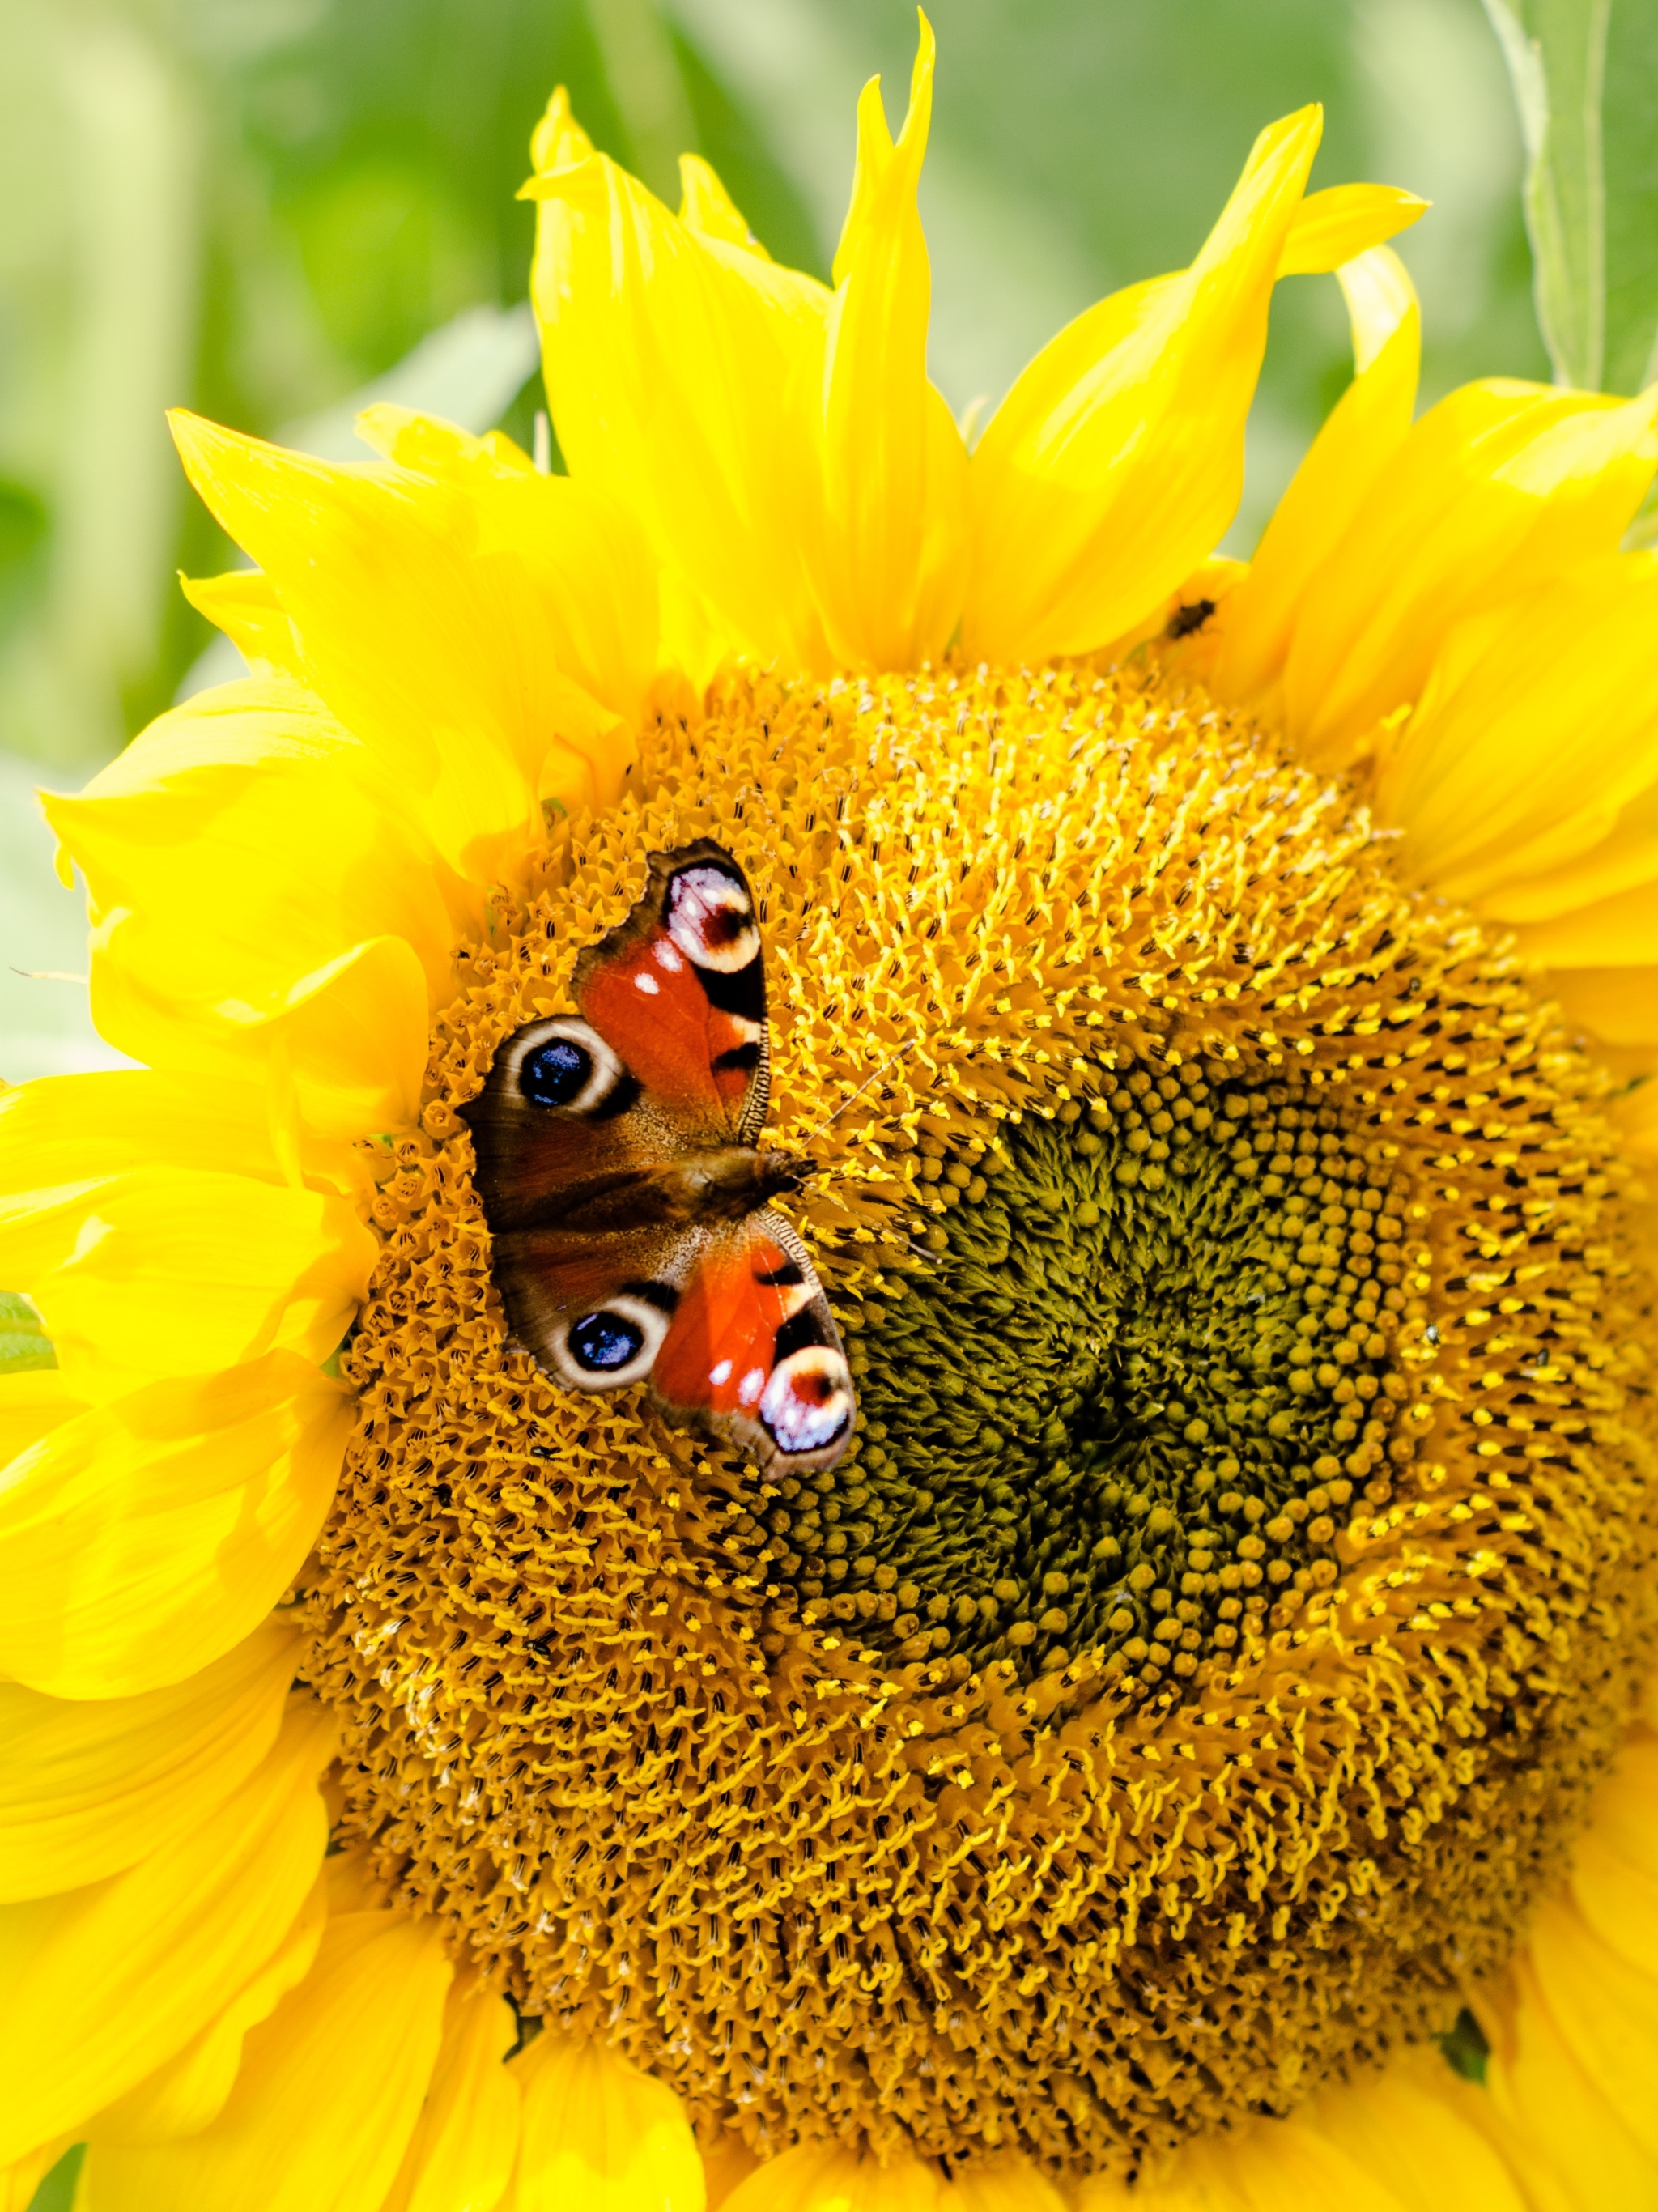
4, 19, 1658, 2210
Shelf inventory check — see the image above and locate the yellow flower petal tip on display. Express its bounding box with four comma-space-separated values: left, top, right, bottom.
12, 26, 1658, 2212
1278, 181, 1431, 275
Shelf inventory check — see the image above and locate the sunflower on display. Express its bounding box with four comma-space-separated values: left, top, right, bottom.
5, 19, 1658, 2210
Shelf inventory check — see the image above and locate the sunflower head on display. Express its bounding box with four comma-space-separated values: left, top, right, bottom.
293, 654, 1657, 2177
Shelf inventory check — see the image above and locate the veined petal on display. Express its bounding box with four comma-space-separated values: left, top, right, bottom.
1078, 2116, 1408, 2211
1537, 963, 1658, 1055
45, 679, 457, 1124
169, 412, 640, 853
181, 570, 303, 679
1282, 379, 1658, 768
84, 1906, 453, 2212
0, 1695, 333, 2165
0, 1619, 295, 1900
525, 147, 833, 672
1374, 557, 1658, 905
1275, 183, 1427, 275
815, 15, 970, 668
0, 1069, 365, 1207
507, 2030, 704, 2211
963, 107, 1323, 665
1483, 1941, 1658, 2207
1301, 2047, 1529, 2210
1524, 1887, 1658, 2161
87, 1870, 327, 2146
1566, 1730, 1658, 1974
1209, 248, 1420, 706
381, 1976, 521, 2212
0, 1371, 83, 1467
0, 1355, 352, 1698
0, 1165, 373, 1401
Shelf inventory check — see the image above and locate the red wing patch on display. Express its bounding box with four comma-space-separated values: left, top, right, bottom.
575, 845, 768, 1142
651, 1213, 853, 1473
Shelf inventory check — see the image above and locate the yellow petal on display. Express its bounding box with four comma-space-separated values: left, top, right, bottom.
814, 16, 970, 667
381, 1976, 521, 2212
0, 1165, 373, 1402
169, 411, 643, 849
0, 1695, 333, 2165
1337, 241, 1420, 372
678, 155, 767, 257
45, 678, 458, 1126
525, 147, 832, 672
963, 107, 1323, 665
1484, 1938, 1658, 2208
0, 1369, 83, 1468
0, 1068, 364, 1207
1374, 556, 1658, 908
1275, 183, 1428, 276
939, 2150, 1068, 2210
84, 1906, 452, 2212
722, 2145, 941, 2212
700, 2137, 759, 2210
1282, 379, 1658, 768
87, 1869, 327, 2145
1524, 1887, 1658, 2160
1086, 2116, 1408, 2212
1210, 252, 1420, 708
180, 570, 302, 679
1567, 1731, 1658, 1980
346, 406, 659, 746
508, 2030, 704, 2211
529, 84, 593, 175
0, 1354, 352, 1699
1302, 2046, 1529, 2210
0, 1619, 295, 1901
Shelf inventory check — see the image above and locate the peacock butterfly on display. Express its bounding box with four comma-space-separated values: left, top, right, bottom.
462, 840, 856, 1473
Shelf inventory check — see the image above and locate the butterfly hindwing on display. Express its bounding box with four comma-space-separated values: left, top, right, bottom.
651, 1211, 854, 1472
463, 838, 855, 1474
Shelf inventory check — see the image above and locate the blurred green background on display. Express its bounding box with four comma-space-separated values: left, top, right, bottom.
0, 0, 1618, 1086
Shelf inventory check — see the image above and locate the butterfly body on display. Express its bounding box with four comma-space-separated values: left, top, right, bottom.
463, 842, 855, 1473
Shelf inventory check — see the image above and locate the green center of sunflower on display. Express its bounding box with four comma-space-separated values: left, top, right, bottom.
755, 1069, 1405, 1687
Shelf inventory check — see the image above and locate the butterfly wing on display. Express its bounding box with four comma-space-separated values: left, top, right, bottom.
465, 842, 768, 1236
464, 840, 852, 1470
573, 840, 770, 1145
650, 1211, 854, 1472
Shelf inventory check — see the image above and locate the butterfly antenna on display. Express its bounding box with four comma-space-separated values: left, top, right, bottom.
800, 1040, 916, 1150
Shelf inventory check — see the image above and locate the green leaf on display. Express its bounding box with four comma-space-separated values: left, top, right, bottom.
1483, 0, 1658, 393
1437, 2005, 1492, 2086
1603, 0, 1658, 393
24, 2144, 83, 2212
0, 1290, 55, 1375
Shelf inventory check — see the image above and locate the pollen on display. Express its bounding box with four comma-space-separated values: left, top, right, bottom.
291, 655, 1658, 2183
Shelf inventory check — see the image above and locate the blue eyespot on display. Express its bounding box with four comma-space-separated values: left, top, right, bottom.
570, 1310, 645, 1372
521, 1037, 590, 1108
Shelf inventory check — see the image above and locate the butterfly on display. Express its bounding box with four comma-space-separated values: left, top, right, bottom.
462, 840, 856, 1473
